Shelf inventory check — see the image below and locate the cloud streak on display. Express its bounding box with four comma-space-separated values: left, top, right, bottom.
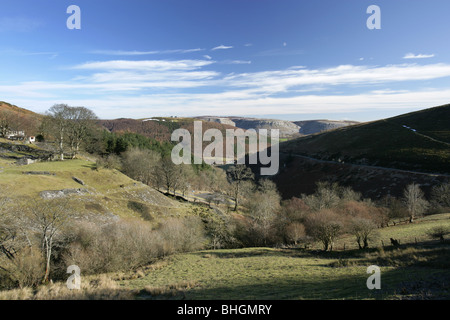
91, 48, 204, 56
403, 53, 435, 59
72, 59, 215, 71
211, 45, 233, 51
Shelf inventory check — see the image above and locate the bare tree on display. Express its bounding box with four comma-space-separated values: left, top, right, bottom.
431, 183, 450, 209
403, 183, 429, 223
0, 110, 11, 137
226, 164, 254, 211
21, 199, 74, 283
65, 106, 98, 157
349, 217, 378, 249
303, 181, 341, 211
305, 210, 343, 251
155, 156, 184, 195
122, 148, 161, 186
43, 104, 71, 160
285, 222, 306, 245
0, 197, 17, 261
43, 104, 97, 160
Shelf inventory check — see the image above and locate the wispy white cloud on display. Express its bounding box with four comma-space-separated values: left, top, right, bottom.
0, 49, 58, 59
211, 45, 233, 51
69, 59, 219, 90
72, 59, 214, 71
403, 53, 435, 59
222, 63, 450, 93
220, 60, 251, 65
91, 48, 204, 56
203, 55, 212, 60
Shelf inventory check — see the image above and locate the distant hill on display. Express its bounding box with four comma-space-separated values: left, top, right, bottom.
196, 116, 300, 138
281, 104, 450, 174
0, 101, 43, 136
99, 117, 238, 143
0, 101, 41, 117
195, 116, 360, 138
294, 120, 359, 135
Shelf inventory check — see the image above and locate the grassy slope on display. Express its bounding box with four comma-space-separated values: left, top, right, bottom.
281, 104, 450, 174
0, 101, 42, 117
0, 157, 189, 221
122, 213, 450, 300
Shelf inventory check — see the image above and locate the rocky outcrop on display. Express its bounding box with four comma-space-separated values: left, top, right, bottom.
197, 116, 300, 137
22, 171, 55, 175
39, 188, 91, 199
0, 142, 53, 161
72, 176, 85, 185
199, 117, 237, 127
195, 117, 359, 137
232, 118, 300, 136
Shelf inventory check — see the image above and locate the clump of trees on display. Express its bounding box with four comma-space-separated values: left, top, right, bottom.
233, 180, 389, 251
64, 216, 205, 275
430, 182, 450, 213
41, 104, 98, 160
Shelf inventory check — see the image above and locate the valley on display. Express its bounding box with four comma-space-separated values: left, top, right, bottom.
1, 101, 449, 301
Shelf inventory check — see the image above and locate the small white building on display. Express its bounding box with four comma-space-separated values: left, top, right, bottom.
28, 136, 36, 143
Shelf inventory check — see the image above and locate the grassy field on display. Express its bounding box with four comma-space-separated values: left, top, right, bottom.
0, 157, 190, 221
119, 213, 450, 300
0, 200, 448, 300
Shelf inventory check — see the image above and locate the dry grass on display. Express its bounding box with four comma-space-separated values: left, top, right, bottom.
140, 280, 200, 299
0, 274, 137, 300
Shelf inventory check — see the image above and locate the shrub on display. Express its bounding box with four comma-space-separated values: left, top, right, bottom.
348, 217, 379, 249
95, 154, 122, 170
285, 222, 306, 245
305, 210, 344, 251
4, 247, 45, 289
158, 216, 206, 254
63, 219, 163, 274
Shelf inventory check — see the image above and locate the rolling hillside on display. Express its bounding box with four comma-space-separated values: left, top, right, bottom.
281, 104, 450, 174
0, 140, 187, 222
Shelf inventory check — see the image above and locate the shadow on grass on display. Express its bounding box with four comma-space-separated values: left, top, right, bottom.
138, 266, 449, 300
82, 163, 98, 170
132, 243, 450, 300
195, 248, 303, 259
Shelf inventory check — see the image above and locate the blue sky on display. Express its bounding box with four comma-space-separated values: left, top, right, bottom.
1, 0, 450, 121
